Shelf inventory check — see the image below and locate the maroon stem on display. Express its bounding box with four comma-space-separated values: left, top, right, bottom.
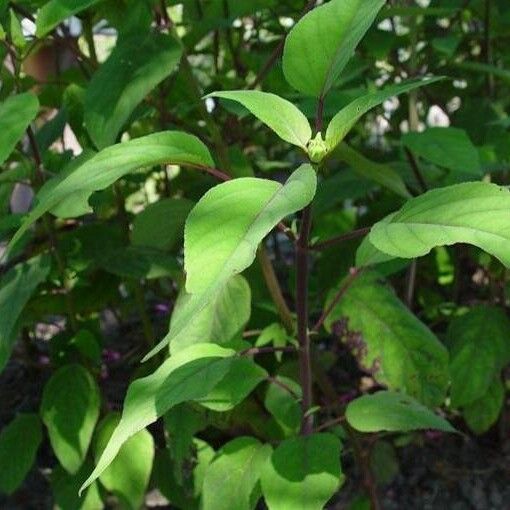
296, 204, 314, 435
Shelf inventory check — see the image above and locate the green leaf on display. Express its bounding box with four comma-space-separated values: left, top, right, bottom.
261, 433, 344, 510
85, 33, 182, 149
197, 357, 268, 412
206, 90, 312, 149
131, 198, 194, 251
153, 438, 214, 510
283, 0, 385, 98
8, 131, 214, 251
144, 164, 316, 360
41, 364, 100, 474
447, 306, 510, 407
169, 275, 251, 354
36, 0, 103, 37
164, 404, 208, 484
402, 127, 481, 175
80, 343, 235, 493
97, 246, 180, 280
346, 391, 455, 433
0, 254, 51, 373
52, 462, 103, 510
335, 143, 410, 198
0, 414, 42, 494
94, 414, 155, 510
0, 93, 39, 166
463, 377, 505, 435
325, 77, 441, 152
324, 272, 449, 406
202, 437, 272, 510
185, 164, 316, 294
264, 376, 302, 436
369, 182, 510, 268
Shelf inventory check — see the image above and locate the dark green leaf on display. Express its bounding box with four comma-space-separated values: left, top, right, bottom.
402, 127, 481, 175
0, 93, 39, 166
0, 414, 42, 494
36, 0, 104, 37
261, 433, 344, 510
131, 198, 194, 251
41, 364, 100, 473
85, 33, 182, 148
447, 306, 510, 407
0, 254, 51, 373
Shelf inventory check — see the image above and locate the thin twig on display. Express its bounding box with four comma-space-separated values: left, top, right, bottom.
296, 205, 314, 435
310, 227, 371, 251
404, 147, 428, 193
257, 247, 295, 334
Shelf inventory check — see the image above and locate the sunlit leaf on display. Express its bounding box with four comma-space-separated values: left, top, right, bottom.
370, 182, 510, 267
346, 391, 455, 433
206, 90, 312, 149
283, 0, 385, 97
202, 437, 271, 510
8, 131, 214, 252
80, 343, 235, 493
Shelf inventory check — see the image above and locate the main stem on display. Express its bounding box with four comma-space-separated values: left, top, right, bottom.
296, 204, 313, 435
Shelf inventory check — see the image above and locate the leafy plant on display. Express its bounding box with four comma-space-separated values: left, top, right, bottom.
1, 0, 510, 508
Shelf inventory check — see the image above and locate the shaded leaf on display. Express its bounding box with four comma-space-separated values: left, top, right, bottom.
0, 254, 51, 373
402, 127, 481, 175
335, 143, 410, 198
198, 357, 267, 412
36, 0, 103, 37
0, 93, 39, 166
52, 461, 103, 510
0, 414, 42, 494
85, 33, 182, 149
131, 198, 194, 251
463, 377, 505, 435
41, 364, 100, 474
447, 306, 510, 407
261, 433, 344, 510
